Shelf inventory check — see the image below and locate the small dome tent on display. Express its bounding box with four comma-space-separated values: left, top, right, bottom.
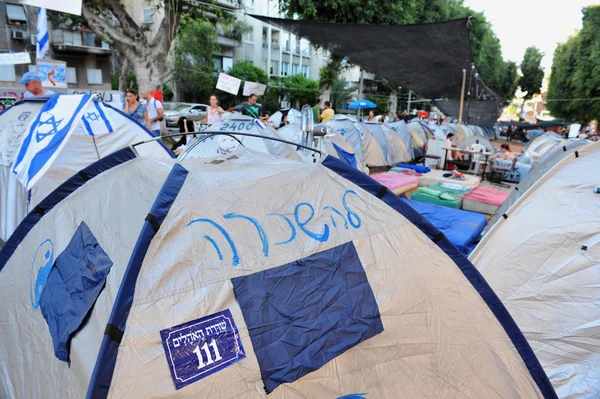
470, 142, 600, 398
0, 98, 172, 241
180, 116, 302, 162
361, 121, 412, 164
0, 148, 555, 398
385, 120, 415, 161
326, 116, 387, 167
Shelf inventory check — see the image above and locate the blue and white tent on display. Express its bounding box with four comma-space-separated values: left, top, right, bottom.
0, 97, 172, 241
0, 147, 556, 398
327, 116, 387, 168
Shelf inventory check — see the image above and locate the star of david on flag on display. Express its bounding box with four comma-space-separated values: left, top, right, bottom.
12, 94, 93, 190
80, 102, 114, 136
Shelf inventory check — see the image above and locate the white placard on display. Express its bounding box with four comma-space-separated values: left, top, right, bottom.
0, 52, 31, 65
216, 73, 241, 96
36, 59, 68, 89
243, 81, 267, 96
19, 0, 82, 16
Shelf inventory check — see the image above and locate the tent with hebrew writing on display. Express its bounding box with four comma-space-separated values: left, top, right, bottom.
0, 145, 556, 398
469, 141, 600, 398
0, 97, 171, 241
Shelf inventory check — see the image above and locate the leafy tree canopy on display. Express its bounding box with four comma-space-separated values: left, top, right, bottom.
518, 46, 545, 100
281, 74, 319, 108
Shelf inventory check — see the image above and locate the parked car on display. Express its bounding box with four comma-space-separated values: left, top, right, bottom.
164, 103, 208, 128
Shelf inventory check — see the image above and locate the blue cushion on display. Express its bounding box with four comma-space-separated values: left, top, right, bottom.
231, 242, 383, 392
39, 221, 113, 362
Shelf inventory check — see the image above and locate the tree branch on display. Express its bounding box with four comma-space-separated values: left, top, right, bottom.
81, 4, 137, 49
87, 0, 141, 41
151, 0, 182, 50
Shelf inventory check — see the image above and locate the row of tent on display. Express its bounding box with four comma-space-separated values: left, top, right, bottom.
1, 96, 597, 398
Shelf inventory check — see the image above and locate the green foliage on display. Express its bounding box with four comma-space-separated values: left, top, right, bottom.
498, 61, 518, 100
172, 15, 218, 102
261, 82, 284, 115
330, 78, 354, 109
227, 61, 269, 84
319, 63, 338, 90
124, 70, 138, 91
518, 46, 544, 100
111, 74, 119, 90
219, 18, 251, 40
548, 5, 600, 122
163, 86, 174, 101
365, 94, 389, 113
281, 74, 319, 108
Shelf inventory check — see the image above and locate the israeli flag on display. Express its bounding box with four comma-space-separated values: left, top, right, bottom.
81, 102, 114, 136
12, 94, 93, 190
36, 8, 49, 60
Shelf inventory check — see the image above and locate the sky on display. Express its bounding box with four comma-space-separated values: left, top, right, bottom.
464, 0, 600, 78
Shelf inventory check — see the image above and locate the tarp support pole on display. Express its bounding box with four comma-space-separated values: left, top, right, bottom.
457, 69, 467, 127
407, 90, 412, 114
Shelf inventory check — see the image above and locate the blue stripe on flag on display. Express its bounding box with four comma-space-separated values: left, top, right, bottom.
81, 114, 94, 136
37, 33, 48, 51
94, 102, 113, 132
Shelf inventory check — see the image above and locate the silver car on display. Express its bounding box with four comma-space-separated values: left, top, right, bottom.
164, 103, 209, 128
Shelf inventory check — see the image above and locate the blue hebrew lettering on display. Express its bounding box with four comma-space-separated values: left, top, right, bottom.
30, 239, 54, 310
268, 213, 297, 246
324, 206, 348, 229
343, 190, 361, 228
187, 218, 239, 266
202, 235, 223, 261
224, 213, 269, 257
294, 202, 330, 242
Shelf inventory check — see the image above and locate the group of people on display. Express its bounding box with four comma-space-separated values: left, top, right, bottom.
312, 99, 335, 123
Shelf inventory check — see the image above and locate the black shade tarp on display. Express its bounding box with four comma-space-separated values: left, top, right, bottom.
253, 16, 474, 99
436, 99, 504, 126
497, 120, 570, 129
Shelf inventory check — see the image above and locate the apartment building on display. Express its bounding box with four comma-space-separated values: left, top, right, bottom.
0, 2, 112, 101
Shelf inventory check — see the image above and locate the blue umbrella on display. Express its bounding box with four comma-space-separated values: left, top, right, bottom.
348, 99, 377, 109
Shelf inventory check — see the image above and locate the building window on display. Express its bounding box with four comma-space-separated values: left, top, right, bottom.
6, 4, 27, 25
301, 65, 309, 78
292, 63, 299, 76
223, 57, 233, 72
295, 38, 300, 54
67, 67, 77, 84
0, 65, 16, 82
270, 60, 279, 76
281, 62, 289, 76
244, 27, 254, 43
28, 65, 36, 73
213, 57, 223, 72
87, 69, 103, 84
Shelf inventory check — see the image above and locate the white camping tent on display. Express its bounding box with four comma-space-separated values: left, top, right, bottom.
268, 108, 302, 127
276, 123, 366, 171
0, 147, 555, 398
0, 99, 172, 241
385, 121, 415, 160
180, 116, 302, 162
327, 116, 387, 167
361, 121, 412, 164
470, 141, 600, 398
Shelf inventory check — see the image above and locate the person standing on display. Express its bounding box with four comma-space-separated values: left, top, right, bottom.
312, 99, 321, 124
367, 110, 376, 121
241, 94, 268, 121
140, 89, 164, 136
320, 101, 335, 123
124, 89, 151, 130
19, 72, 55, 99
204, 94, 225, 125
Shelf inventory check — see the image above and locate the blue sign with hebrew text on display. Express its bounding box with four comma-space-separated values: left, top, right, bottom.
160, 309, 246, 390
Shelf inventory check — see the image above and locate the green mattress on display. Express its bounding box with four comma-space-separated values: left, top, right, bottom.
410, 183, 472, 209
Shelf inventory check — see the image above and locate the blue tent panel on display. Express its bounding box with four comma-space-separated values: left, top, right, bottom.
231, 242, 383, 393
404, 199, 487, 255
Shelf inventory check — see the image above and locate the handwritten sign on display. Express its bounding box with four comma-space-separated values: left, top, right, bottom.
243, 81, 267, 96
0, 52, 31, 66
18, 0, 82, 16
160, 309, 246, 390
216, 73, 241, 96
36, 59, 67, 89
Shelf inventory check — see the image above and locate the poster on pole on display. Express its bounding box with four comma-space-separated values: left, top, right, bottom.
216, 73, 241, 96
243, 81, 267, 96
0, 52, 31, 65
18, 0, 82, 16
36, 59, 67, 89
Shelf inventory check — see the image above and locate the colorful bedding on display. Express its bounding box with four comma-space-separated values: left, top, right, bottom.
461, 187, 510, 215
418, 169, 481, 189
370, 172, 419, 195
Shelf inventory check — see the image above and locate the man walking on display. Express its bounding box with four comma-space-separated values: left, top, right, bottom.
320, 101, 335, 123
312, 99, 321, 124
141, 89, 164, 135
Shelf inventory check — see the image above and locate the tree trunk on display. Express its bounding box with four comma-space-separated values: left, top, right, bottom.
319, 55, 343, 102
130, 50, 166, 91
118, 57, 129, 91
388, 89, 398, 115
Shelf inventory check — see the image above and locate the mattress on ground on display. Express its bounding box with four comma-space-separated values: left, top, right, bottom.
370, 172, 419, 195
417, 169, 481, 189
411, 188, 462, 209
461, 187, 510, 215
404, 199, 488, 255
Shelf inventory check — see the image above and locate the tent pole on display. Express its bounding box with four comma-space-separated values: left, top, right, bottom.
458, 69, 467, 128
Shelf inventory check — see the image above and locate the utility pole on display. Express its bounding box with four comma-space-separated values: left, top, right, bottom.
457, 69, 467, 133
358, 68, 364, 120
407, 90, 412, 114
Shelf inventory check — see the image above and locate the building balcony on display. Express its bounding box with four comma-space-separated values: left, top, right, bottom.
51, 29, 111, 55
216, 35, 240, 48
